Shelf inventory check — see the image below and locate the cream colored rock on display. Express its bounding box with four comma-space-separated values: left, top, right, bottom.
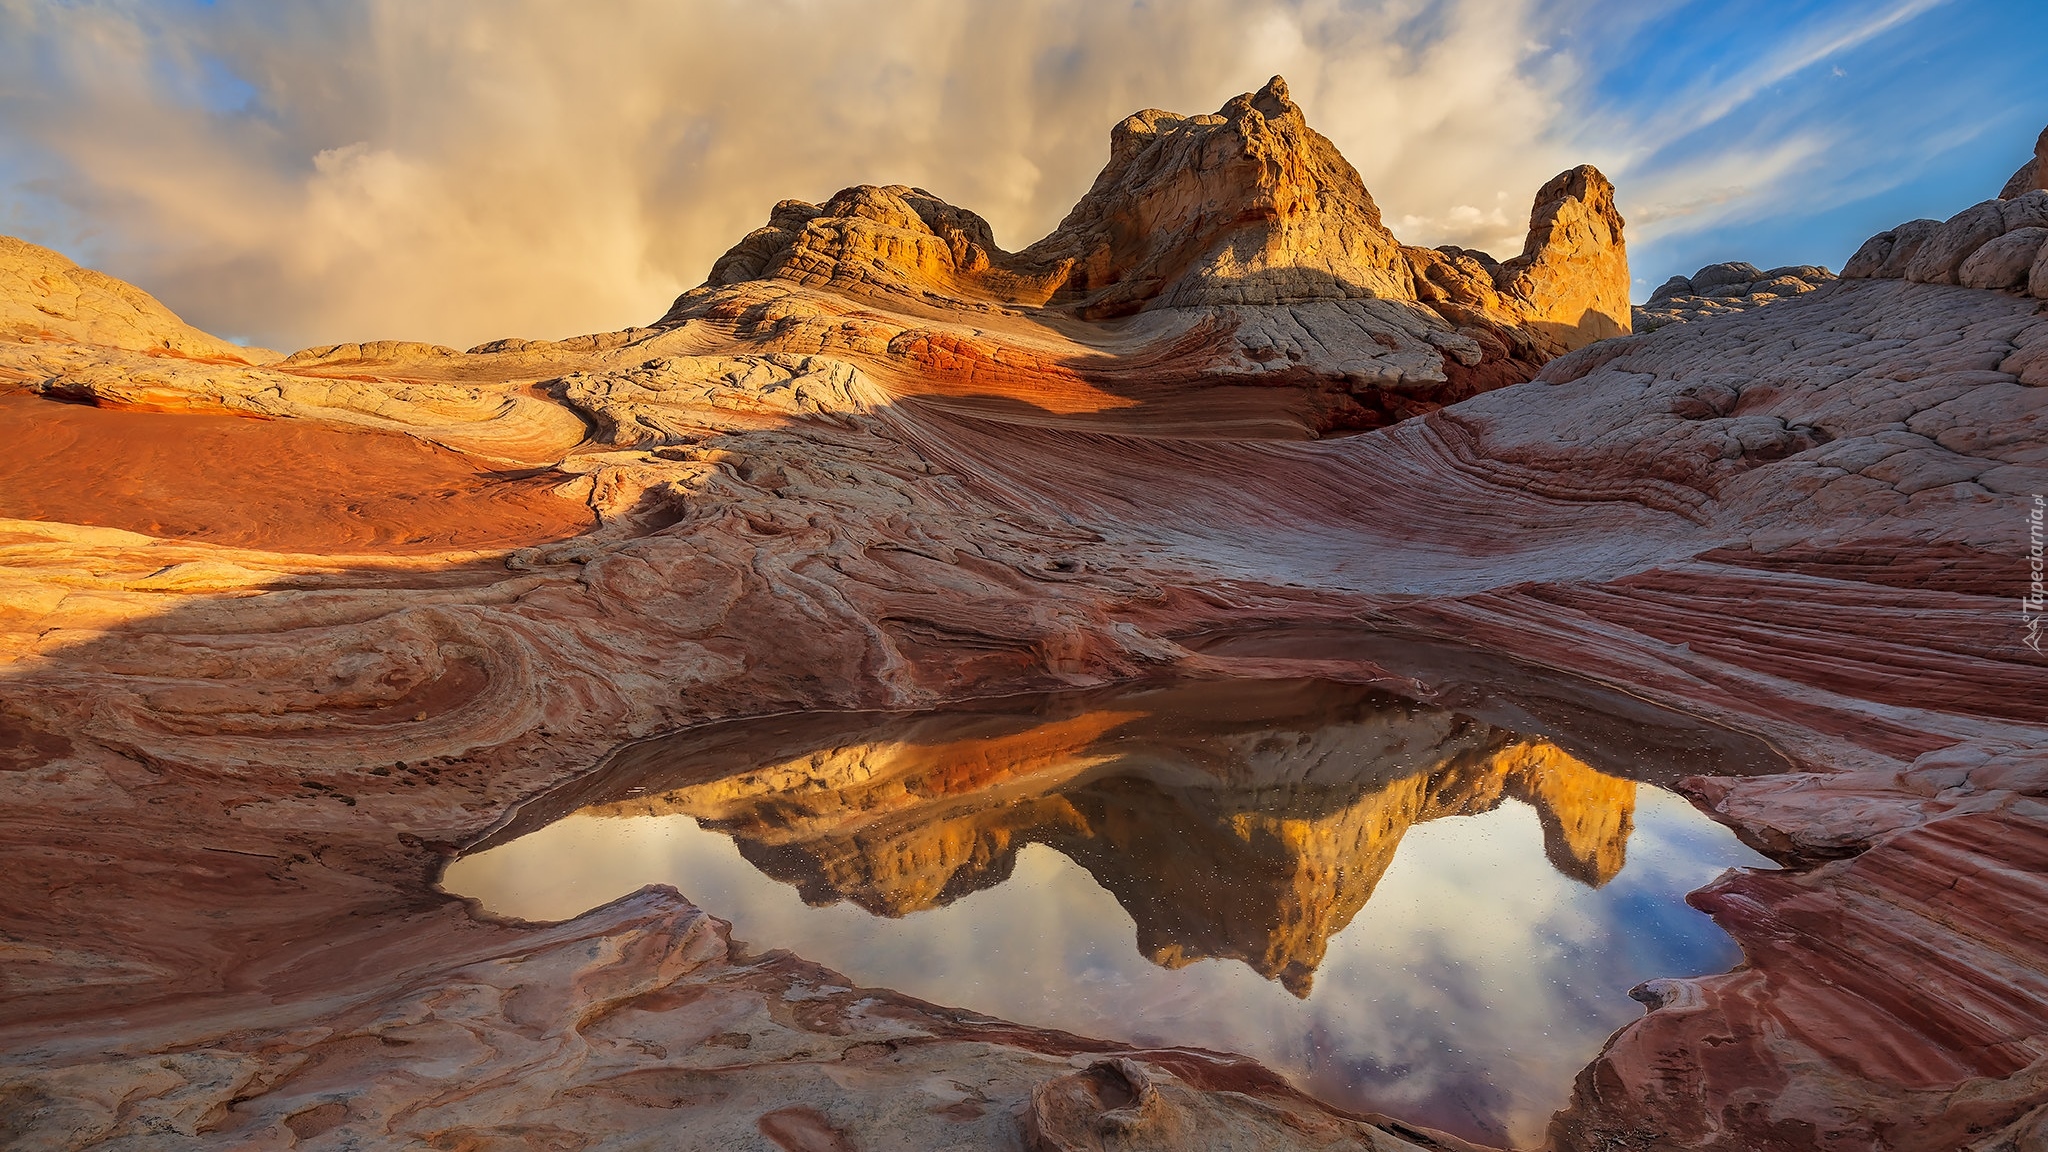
1017, 76, 1414, 315
0, 235, 274, 362
2000, 189, 2048, 232
1904, 201, 2007, 284
1959, 227, 2048, 289
665, 76, 1624, 405
283, 339, 461, 365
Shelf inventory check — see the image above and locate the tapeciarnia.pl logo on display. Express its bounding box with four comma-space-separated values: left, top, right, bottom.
2027, 493, 2045, 655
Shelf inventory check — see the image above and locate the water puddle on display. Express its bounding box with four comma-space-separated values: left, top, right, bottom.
444, 677, 1778, 1146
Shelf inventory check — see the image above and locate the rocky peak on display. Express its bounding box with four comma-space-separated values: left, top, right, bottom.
703, 183, 1020, 303
1018, 75, 1410, 316
1998, 123, 2048, 200
1493, 165, 1630, 350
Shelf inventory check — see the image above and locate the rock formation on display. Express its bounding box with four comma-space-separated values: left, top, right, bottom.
0, 235, 276, 362
1845, 186, 2048, 298
1490, 165, 1631, 348
1998, 122, 2048, 199
1634, 261, 1836, 331
658, 74, 1630, 432
0, 90, 2043, 1152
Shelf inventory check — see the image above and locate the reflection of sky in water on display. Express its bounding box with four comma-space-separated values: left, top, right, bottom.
446, 783, 1767, 1146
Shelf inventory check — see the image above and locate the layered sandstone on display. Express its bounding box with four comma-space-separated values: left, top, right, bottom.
657, 74, 1629, 431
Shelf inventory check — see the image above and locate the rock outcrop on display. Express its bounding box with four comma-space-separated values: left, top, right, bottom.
659, 74, 1630, 429
1998, 122, 2048, 199
1012, 76, 1415, 314
0, 236, 276, 362
1634, 261, 1836, 331
1490, 165, 1631, 348
1845, 187, 2048, 298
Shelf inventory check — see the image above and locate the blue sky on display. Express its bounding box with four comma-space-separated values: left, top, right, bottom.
0, 0, 2042, 348
1573, 0, 2048, 288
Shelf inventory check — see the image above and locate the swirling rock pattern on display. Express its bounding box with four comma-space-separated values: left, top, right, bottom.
0, 94, 2044, 1152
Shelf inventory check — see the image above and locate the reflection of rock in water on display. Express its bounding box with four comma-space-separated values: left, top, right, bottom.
582, 680, 1636, 995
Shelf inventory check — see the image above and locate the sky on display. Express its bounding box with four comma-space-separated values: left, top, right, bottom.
1, 0, 2043, 352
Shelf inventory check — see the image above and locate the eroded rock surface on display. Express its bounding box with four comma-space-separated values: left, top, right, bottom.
1846, 187, 2048, 300
0, 236, 275, 363
0, 90, 2043, 1152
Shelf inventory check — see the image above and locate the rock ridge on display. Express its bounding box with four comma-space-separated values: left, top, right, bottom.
0, 235, 277, 363
662, 76, 1630, 364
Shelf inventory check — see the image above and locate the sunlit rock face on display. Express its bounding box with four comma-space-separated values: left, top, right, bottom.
656, 75, 1630, 435
1013, 76, 1417, 314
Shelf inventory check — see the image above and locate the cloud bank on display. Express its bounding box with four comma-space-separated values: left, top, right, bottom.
0, 0, 2035, 350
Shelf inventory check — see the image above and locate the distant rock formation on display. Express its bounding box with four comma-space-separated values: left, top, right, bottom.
1634, 261, 1837, 331
0, 235, 276, 362
666, 76, 1630, 369
1014, 76, 1416, 315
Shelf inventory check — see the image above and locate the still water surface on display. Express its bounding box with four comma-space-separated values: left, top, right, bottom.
444, 679, 1774, 1146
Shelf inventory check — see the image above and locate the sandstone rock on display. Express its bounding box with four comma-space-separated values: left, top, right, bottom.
1997, 123, 2048, 199
1689, 262, 1763, 292
1904, 200, 2007, 284
1019, 76, 1415, 315
1753, 274, 1817, 295
2033, 236, 2048, 299
1876, 218, 1944, 278
1647, 274, 1692, 304
3, 77, 2045, 1152
1631, 262, 1836, 331
2000, 188, 2048, 232
1494, 164, 1632, 352
1762, 264, 1833, 282
1842, 230, 1898, 278
669, 76, 1625, 388
0, 235, 274, 362
1959, 226, 2048, 289
282, 339, 461, 365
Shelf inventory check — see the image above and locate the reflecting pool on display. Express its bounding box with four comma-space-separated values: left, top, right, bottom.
443, 678, 1776, 1146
